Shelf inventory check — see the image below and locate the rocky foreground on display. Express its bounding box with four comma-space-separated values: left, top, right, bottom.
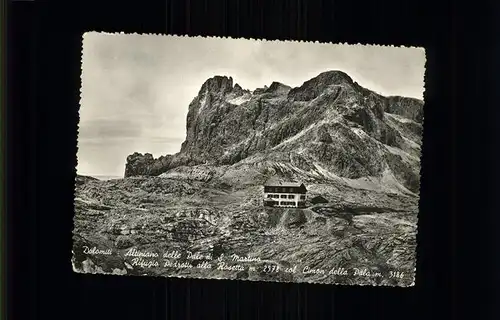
72, 175, 418, 286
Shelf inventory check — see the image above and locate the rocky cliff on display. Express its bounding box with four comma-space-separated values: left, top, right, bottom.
124, 70, 423, 195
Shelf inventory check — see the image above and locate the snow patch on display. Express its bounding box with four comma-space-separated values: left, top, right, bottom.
227, 95, 251, 105
272, 119, 328, 150
403, 136, 421, 149
339, 170, 413, 196
350, 127, 368, 139
198, 94, 207, 114
385, 145, 420, 163
312, 162, 341, 181
380, 168, 416, 195
342, 177, 386, 192
385, 113, 416, 124
310, 163, 388, 193
309, 162, 414, 196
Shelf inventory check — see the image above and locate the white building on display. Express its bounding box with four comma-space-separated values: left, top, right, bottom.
263, 180, 307, 208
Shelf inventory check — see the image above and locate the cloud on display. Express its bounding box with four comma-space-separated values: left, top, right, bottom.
78, 119, 143, 140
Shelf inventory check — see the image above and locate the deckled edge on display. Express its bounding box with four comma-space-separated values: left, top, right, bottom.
71, 267, 417, 289
412, 47, 427, 287
71, 31, 425, 288
71, 32, 85, 274
82, 31, 425, 50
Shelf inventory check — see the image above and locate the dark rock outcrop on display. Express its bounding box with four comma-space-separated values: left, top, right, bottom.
75, 175, 99, 186
310, 195, 329, 204
265, 81, 291, 95
385, 96, 424, 123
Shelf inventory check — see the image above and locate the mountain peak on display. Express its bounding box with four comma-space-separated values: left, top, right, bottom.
309, 70, 354, 86
288, 70, 355, 101
232, 83, 246, 95
266, 81, 292, 94
199, 75, 234, 96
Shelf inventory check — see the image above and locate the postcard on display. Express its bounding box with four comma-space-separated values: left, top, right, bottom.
73, 32, 425, 286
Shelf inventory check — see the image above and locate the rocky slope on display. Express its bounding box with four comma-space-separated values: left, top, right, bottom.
73, 175, 418, 286
73, 70, 423, 286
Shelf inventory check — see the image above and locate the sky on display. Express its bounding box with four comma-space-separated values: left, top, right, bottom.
77, 32, 426, 177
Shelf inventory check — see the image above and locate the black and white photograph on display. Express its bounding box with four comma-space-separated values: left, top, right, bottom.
72, 32, 425, 287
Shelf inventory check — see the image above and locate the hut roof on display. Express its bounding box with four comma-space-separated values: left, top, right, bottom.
264, 178, 304, 188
